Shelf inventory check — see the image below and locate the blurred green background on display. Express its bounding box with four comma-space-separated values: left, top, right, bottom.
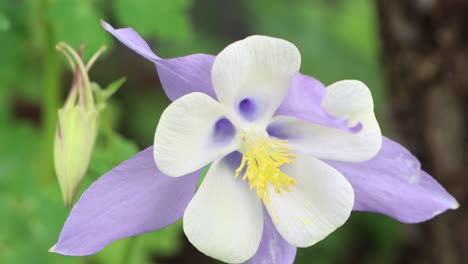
0, 0, 403, 263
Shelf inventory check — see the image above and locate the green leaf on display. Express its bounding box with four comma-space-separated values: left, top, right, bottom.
0, 119, 39, 195
0, 14, 29, 102
102, 77, 126, 100
114, 0, 193, 43
93, 77, 127, 111
0, 12, 10, 33
0, 119, 67, 263
0, 2, 51, 103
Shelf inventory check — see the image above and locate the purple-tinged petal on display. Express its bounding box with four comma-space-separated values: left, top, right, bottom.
50, 147, 200, 256
275, 73, 361, 132
269, 81, 381, 163
211, 36, 300, 124
325, 137, 459, 223
154, 93, 238, 177
266, 152, 354, 247
245, 211, 297, 264
102, 21, 216, 101
183, 155, 263, 263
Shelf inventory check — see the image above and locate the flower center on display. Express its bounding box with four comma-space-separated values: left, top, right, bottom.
235, 132, 297, 205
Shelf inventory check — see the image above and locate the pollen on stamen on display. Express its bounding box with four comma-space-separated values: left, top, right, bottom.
235, 133, 297, 207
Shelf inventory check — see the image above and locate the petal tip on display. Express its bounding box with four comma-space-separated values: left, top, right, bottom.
48, 244, 57, 253
100, 20, 112, 31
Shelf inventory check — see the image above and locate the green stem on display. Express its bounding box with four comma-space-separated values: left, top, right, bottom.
102, 106, 117, 154
32, 0, 62, 184
41, 41, 61, 185
121, 236, 138, 264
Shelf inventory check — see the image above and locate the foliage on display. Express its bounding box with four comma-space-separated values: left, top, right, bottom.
115, 0, 192, 43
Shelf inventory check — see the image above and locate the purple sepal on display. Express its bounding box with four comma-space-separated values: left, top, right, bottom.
275, 73, 361, 132
245, 211, 296, 264
51, 147, 200, 255
325, 137, 459, 223
102, 21, 216, 101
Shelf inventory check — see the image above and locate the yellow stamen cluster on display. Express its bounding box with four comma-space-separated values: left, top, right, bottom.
235, 134, 297, 205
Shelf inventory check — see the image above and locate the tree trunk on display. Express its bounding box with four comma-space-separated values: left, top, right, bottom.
377, 0, 468, 263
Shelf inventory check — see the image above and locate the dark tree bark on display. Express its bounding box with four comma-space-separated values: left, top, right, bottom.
377, 0, 468, 263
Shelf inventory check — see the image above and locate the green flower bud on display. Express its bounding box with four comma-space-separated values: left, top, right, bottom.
53, 43, 106, 207
54, 106, 98, 206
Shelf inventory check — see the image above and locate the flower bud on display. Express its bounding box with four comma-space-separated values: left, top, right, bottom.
54, 106, 98, 206
53, 43, 106, 207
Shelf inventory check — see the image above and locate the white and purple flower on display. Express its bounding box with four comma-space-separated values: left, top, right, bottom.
50, 22, 459, 264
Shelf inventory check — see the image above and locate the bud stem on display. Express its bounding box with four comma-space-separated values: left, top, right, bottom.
86, 45, 107, 71
63, 45, 85, 109
56, 42, 94, 110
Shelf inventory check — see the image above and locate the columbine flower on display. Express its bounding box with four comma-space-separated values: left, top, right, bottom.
50, 22, 459, 264
54, 43, 105, 207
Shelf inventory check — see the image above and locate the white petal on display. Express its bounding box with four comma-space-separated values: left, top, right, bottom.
269, 80, 381, 162
154, 92, 239, 177
266, 153, 354, 247
212, 36, 301, 124
323, 80, 375, 120
183, 156, 263, 263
